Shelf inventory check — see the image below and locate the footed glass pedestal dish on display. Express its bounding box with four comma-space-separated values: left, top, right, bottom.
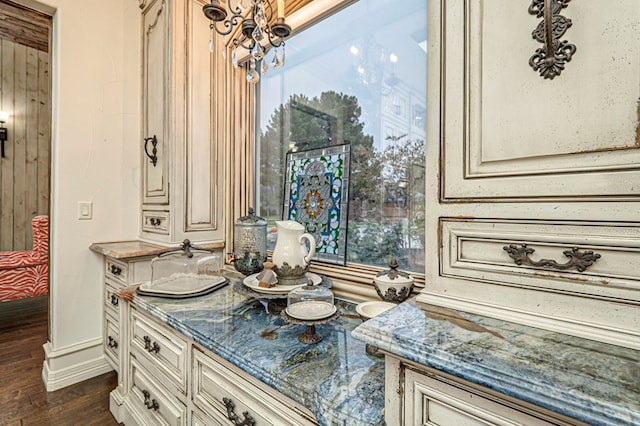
280, 308, 340, 344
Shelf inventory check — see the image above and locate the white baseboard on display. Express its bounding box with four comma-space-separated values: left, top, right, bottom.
41, 337, 114, 391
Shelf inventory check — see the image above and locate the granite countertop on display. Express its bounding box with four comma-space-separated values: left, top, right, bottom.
128, 273, 385, 426
90, 240, 225, 259
351, 298, 640, 426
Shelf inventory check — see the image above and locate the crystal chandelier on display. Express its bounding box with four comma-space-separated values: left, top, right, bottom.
203, 0, 291, 83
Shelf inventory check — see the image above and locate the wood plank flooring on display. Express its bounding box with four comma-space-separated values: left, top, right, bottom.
0, 296, 119, 425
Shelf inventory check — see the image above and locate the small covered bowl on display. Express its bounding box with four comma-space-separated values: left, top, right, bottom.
373, 259, 414, 303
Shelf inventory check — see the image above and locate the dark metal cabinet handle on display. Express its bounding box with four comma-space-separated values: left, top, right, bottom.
528, 0, 576, 79
110, 264, 122, 275
143, 335, 160, 354
144, 135, 158, 167
149, 217, 162, 227
223, 397, 256, 426
110, 294, 119, 306
503, 244, 601, 272
107, 336, 118, 349
142, 390, 159, 411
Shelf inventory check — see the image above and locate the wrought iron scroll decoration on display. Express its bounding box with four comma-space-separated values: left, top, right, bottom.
528, 0, 576, 79
503, 244, 601, 272
143, 335, 160, 354
223, 397, 256, 426
142, 390, 159, 411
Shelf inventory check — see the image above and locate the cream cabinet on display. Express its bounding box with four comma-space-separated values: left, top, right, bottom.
138, 0, 224, 244
420, 0, 640, 350
385, 357, 585, 426
130, 306, 189, 397
110, 301, 317, 426
191, 347, 316, 426
91, 242, 165, 374
101, 255, 154, 373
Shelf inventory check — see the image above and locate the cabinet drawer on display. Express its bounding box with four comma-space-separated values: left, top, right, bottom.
104, 281, 121, 317
106, 258, 128, 284
404, 367, 581, 426
129, 357, 186, 426
131, 307, 188, 392
104, 311, 119, 371
189, 408, 226, 426
142, 210, 170, 235
192, 347, 316, 426
440, 218, 640, 302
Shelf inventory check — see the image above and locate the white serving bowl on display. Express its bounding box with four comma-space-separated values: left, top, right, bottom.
355, 301, 396, 321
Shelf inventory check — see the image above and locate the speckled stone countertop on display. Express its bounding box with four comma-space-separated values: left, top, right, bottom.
351, 298, 640, 426
90, 240, 225, 259
128, 273, 384, 426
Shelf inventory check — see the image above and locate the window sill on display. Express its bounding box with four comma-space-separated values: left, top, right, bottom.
310, 262, 424, 303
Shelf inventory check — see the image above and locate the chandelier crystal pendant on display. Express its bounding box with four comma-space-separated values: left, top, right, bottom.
203, 0, 291, 83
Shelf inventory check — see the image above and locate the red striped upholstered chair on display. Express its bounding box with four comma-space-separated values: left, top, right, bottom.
0, 215, 49, 302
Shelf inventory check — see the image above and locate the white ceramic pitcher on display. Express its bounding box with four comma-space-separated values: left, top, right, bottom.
272, 220, 316, 285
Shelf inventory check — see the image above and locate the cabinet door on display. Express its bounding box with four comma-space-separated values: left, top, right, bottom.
421, 0, 640, 349
142, 0, 170, 205
439, 0, 640, 201
179, 0, 223, 239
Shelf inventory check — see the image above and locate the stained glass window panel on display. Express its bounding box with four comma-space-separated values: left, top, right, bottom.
284, 144, 350, 265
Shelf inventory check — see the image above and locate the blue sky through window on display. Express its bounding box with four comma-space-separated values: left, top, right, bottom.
259, 0, 427, 150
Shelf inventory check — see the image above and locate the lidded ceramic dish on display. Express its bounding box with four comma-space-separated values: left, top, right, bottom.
149, 239, 222, 290
373, 259, 414, 303
286, 282, 336, 320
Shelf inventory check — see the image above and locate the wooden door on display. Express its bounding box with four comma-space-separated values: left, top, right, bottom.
0, 2, 51, 251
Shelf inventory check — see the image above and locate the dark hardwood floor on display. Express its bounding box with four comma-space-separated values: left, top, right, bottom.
0, 296, 119, 425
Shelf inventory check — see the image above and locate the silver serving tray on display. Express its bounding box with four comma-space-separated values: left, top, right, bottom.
136, 275, 228, 299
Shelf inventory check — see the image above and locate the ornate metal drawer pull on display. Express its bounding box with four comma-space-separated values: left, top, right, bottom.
107, 336, 118, 349
223, 397, 256, 426
110, 264, 122, 275
142, 390, 159, 411
528, 0, 576, 79
149, 217, 162, 227
143, 335, 160, 354
503, 244, 601, 272
144, 135, 158, 167
110, 294, 119, 306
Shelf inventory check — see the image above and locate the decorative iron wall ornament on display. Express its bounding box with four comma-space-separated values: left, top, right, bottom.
528, 0, 576, 79
503, 244, 601, 272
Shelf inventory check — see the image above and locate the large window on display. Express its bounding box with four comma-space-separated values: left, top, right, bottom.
256, 0, 426, 273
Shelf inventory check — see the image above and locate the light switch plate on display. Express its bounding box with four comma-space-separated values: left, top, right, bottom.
78, 201, 93, 220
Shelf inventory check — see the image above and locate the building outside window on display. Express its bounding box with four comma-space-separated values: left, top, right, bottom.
255, 0, 427, 274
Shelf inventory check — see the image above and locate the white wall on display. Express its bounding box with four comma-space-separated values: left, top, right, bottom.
35, 0, 141, 389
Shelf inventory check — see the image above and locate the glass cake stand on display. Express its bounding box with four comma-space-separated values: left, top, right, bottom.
279, 308, 340, 344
